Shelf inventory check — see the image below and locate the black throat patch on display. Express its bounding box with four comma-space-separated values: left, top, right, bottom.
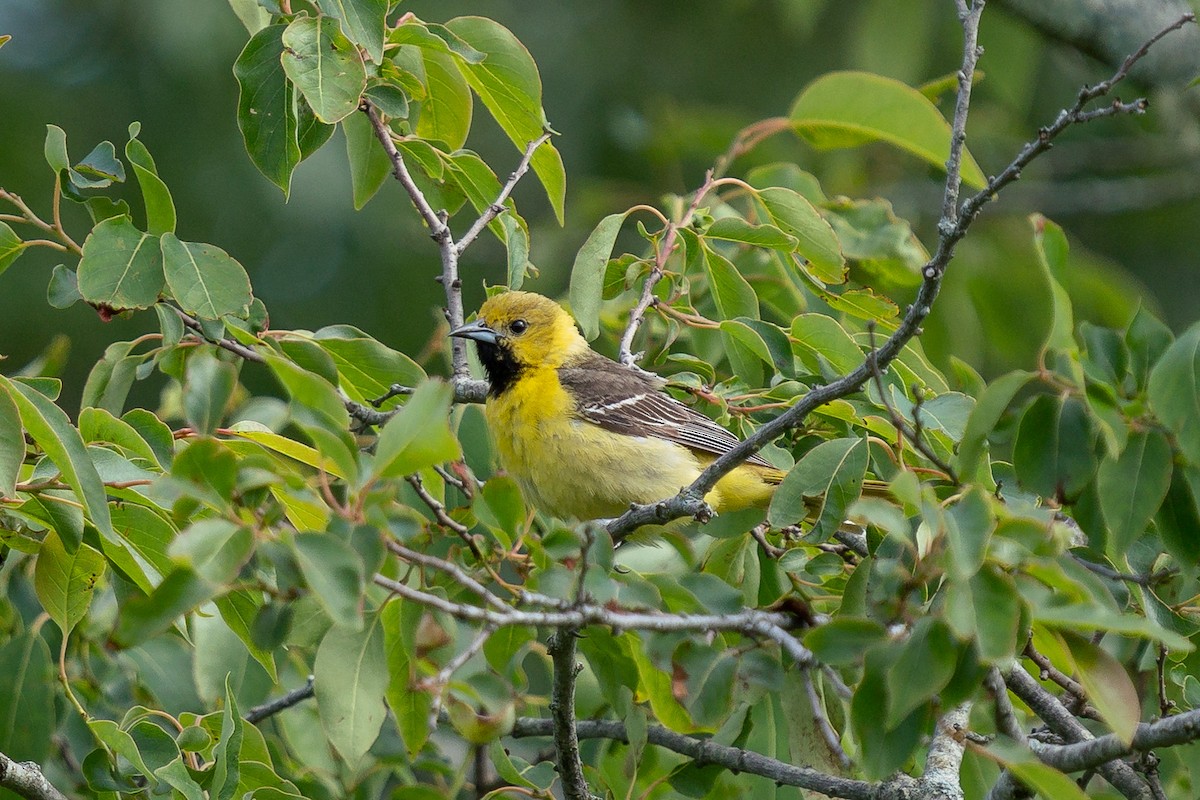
475, 340, 522, 397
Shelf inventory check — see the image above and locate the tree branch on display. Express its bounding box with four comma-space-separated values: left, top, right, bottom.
510, 716, 880, 800
456, 130, 553, 255
371, 573, 817, 666
1029, 709, 1200, 779
0, 753, 69, 800
617, 170, 716, 367
1005, 667, 1151, 799
405, 473, 483, 560
547, 630, 593, 800
244, 676, 315, 724
605, 8, 1192, 541
171, 306, 264, 363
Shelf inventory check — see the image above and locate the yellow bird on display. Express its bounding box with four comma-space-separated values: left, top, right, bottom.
449, 291, 784, 522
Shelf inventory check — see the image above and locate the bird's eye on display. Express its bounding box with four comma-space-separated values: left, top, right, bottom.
510, 319, 528, 335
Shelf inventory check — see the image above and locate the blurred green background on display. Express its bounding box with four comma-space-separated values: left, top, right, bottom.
2, 0, 1199, 409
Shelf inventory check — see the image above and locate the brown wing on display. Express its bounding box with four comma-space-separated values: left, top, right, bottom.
557, 355, 774, 469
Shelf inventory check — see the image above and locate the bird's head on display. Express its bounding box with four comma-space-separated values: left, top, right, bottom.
450, 291, 588, 394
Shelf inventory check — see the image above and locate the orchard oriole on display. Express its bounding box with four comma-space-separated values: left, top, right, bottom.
450, 291, 784, 521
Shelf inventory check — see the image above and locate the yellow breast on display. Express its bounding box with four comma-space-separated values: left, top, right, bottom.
485, 367, 705, 520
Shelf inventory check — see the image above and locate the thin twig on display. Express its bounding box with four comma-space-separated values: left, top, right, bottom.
385, 540, 507, 610
456, 130, 553, 254
617, 171, 716, 367
405, 473, 483, 560
1023, 640, 1086, 706
803, 668, 852, 770
1156, 645, 1176, 718
510, 716, 877, 799
171, 306, 264, 363
372, 573, 818, 666
866, 324, 959, 484
244, 676, 316, 724
426, 625, 496, 733
751, 523, 785, 558
1072, 555, 1161, 587
0, 187, 82, 255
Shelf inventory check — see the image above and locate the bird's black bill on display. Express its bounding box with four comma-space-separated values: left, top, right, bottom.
449, 319, 499, 345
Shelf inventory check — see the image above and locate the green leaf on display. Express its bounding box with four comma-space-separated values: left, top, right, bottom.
315, 611, 388, 765
1098, 429, 1172, 560
756, 187, 844, 283
705, 217, 797, 250
79, 407, 161, 470
3, 377, 114, 542
265, 353, 351, 434
768, 437, 867, 540
297, 95, 336, 159
1157, 465, 1200, 565
704, 247, 758, 320
77, 216, 165, 310
915, 392, 974, 442
44, 124, 69, 173
0, 221, 26, 277
568, 212, 628, 340
945, 487, 993, 579
72, 141, 125, 188
316, 0, 388, 63
183, 351, 237, 436
503, 214, 530, 290
804, 618, 886, 666
415, 48, 473, 150
291, 532, 365, 629
169, 519, 253, 584
343, 110, 391, 209
791, 313, 863, 375
34, 531, 105, 635
0, 633, 55, 763
113, 567, 214, 647
789, 71, 986, 189
954, 370, 1034, 481
822, 197, 928, 288
1127, 304, 1173, 390
886, 618, 956, 725
1062, 632, 1139, 744
125, 126, 177, 235
1013, 395, 1099, 502
383, 598, 432, 758
852, 645, 925, 779
161, 233, 253, 320
47, 264, 82, 309
123, 408, 176, 468
623, 634, 697, 733
985, 739, 1090, 800
227, 0, 269, 33
446, 16, 566, 223
234, 24, 300, 196
210, 676, 244, 800
281, 17, 367, 124
970, 568, 1022, 664
373, 380, 460, 478
1149, 322, 1200, 466
0, 383, 22, 499
1030, 215, 1077, 360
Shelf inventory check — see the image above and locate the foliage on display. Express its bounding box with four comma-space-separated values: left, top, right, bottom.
0, 3, 1198, 800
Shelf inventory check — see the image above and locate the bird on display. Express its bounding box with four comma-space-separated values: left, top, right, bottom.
448, 290, 785, 523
